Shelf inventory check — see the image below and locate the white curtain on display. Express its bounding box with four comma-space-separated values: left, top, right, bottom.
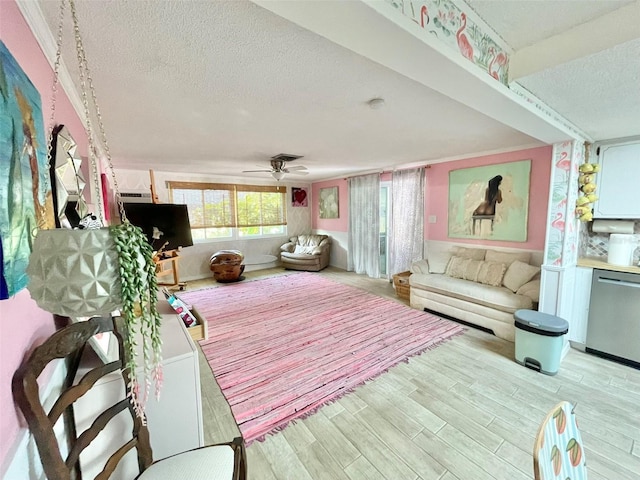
389, 167, 425, 276
348, 174, 380, 277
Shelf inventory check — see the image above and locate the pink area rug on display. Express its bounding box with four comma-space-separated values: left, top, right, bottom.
177, 272, 464, 444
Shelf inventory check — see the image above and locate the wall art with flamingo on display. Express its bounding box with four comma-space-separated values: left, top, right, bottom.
388, 0, 510, 85
448, 159, 531, 242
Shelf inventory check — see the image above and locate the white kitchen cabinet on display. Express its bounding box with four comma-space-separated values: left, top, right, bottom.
73, 312, 203, 479
569, 267, 593, 345
593, 140, 640, 218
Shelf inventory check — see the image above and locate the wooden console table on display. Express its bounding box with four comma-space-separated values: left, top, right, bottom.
155, 251, 181, 288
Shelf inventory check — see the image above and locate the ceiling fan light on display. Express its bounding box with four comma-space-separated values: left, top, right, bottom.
272, 171, 285, 181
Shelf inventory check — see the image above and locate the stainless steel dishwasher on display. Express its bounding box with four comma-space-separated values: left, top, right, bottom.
586, 269, 640, 368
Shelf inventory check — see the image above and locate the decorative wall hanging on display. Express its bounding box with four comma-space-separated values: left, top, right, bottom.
50, 124, 88, 227
25, 0, 161, 417
448, 159, 531, 242
291, 187, 308, 207
319, 186, 339, 219
0, 41, 53, 299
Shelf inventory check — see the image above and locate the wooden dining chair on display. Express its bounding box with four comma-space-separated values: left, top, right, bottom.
12, 315, 247, 480
533, 401, 587, 480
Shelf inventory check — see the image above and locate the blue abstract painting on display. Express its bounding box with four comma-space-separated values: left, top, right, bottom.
0, 41, 51, 298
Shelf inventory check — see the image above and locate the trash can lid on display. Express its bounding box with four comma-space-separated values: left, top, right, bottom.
514, 309, 569, 333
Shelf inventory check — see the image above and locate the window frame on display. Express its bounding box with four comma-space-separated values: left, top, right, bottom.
168, 181, 287, 242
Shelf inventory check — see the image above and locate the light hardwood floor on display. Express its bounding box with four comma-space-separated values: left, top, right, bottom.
187, 267, 640, 480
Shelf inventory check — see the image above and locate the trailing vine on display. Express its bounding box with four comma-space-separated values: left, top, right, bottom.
110, 221, 163, 420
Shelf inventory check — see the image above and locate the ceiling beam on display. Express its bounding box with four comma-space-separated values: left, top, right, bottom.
253, 0, 588, 143
510, 1, 640, 81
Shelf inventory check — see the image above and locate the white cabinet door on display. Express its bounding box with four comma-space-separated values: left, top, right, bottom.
593, 141, 640, 218
570, 267, 593, 345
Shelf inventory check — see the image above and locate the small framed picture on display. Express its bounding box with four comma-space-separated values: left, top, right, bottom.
291, 187, 308, 207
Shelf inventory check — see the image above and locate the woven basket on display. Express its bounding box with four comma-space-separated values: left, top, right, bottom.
393, 271, 411, 300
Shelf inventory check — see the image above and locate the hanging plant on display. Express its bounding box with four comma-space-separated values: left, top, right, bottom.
26, 0, 163, 420
111, 222, 163, 416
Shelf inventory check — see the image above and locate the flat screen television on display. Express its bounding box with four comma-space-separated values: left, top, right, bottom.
122, 203, 194, 251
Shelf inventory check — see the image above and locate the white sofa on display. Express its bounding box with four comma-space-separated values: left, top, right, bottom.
409, 244, 542, 342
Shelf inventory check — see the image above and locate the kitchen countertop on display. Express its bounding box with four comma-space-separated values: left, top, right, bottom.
577, 256, 640, 274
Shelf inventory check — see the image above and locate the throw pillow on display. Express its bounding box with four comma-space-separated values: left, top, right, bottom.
294, 245, 316, 255
476, 261, 507, 287
516, 279, 541, 302
452, 246, 486, 260
445, 256, 471, 279
503, 260, 541, 292
427, 250, 452, 274
462, 259, 483, 282
485, 250, 531, 267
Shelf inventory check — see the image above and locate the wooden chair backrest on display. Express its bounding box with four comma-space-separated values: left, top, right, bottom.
12, 316, 153, 479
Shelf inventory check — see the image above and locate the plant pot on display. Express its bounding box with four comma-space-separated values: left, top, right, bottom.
27, 228, 124, 317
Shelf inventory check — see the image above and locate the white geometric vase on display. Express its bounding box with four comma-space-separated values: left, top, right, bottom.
27, 229, 123, 317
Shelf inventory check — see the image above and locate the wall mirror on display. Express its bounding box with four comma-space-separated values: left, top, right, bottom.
51, 124, 88, 228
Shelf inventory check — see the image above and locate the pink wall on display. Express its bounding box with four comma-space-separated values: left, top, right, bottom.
312, 179, 348, 232
0, 1, 87, 470
426, 146, 552, 250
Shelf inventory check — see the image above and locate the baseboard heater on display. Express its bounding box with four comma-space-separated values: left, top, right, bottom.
423, 308, 495, 336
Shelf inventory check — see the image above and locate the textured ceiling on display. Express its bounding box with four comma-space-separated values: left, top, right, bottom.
467, 0, 633, 49
31, 0, 640, 181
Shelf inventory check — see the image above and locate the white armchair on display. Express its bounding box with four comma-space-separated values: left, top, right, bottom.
280, 234, 331, 271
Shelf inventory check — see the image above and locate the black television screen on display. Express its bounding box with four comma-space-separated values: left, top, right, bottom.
122, 203, 193, 251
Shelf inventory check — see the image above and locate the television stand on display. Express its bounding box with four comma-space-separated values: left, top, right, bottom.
155, 250, 182, 289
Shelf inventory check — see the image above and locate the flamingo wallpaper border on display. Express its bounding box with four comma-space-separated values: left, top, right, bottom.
546, 141, 582, 266
387, 0, 510, 84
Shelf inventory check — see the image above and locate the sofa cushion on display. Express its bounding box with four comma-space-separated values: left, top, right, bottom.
503, 261, 541, 292
427, 250, 452, 274
445, 256, 471, 279
410, 274, 533, 313
485, 249, 531, 266
516, 279, 541, 302
447, 256, 507, 287
296, 234, 328, 247
463, 259, 483, 282
294, 245, 317, 255
452, 246, 486, 260
281, 251, 321, 263
476, 261, 508, 287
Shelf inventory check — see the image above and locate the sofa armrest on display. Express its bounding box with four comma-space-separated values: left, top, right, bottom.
280, 242, 295, 253
516, 279, 540, 303
410, 259, 430, 275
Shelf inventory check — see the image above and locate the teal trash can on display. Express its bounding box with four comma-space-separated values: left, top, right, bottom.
514, 309, 569, 376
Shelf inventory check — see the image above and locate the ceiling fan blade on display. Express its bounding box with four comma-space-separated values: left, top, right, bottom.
288, 170, 309, 175
285, 165, 308, 171
242, 169, 273, 173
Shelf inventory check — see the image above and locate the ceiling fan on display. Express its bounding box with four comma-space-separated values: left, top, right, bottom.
243, 154, 309, 181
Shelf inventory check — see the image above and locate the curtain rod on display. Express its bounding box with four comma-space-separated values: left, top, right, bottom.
343, 164, 431, 180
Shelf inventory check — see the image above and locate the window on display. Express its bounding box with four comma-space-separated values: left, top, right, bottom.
168, 181, 286, 241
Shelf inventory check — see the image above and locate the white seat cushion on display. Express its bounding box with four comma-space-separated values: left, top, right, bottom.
138, 445, 235, 480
